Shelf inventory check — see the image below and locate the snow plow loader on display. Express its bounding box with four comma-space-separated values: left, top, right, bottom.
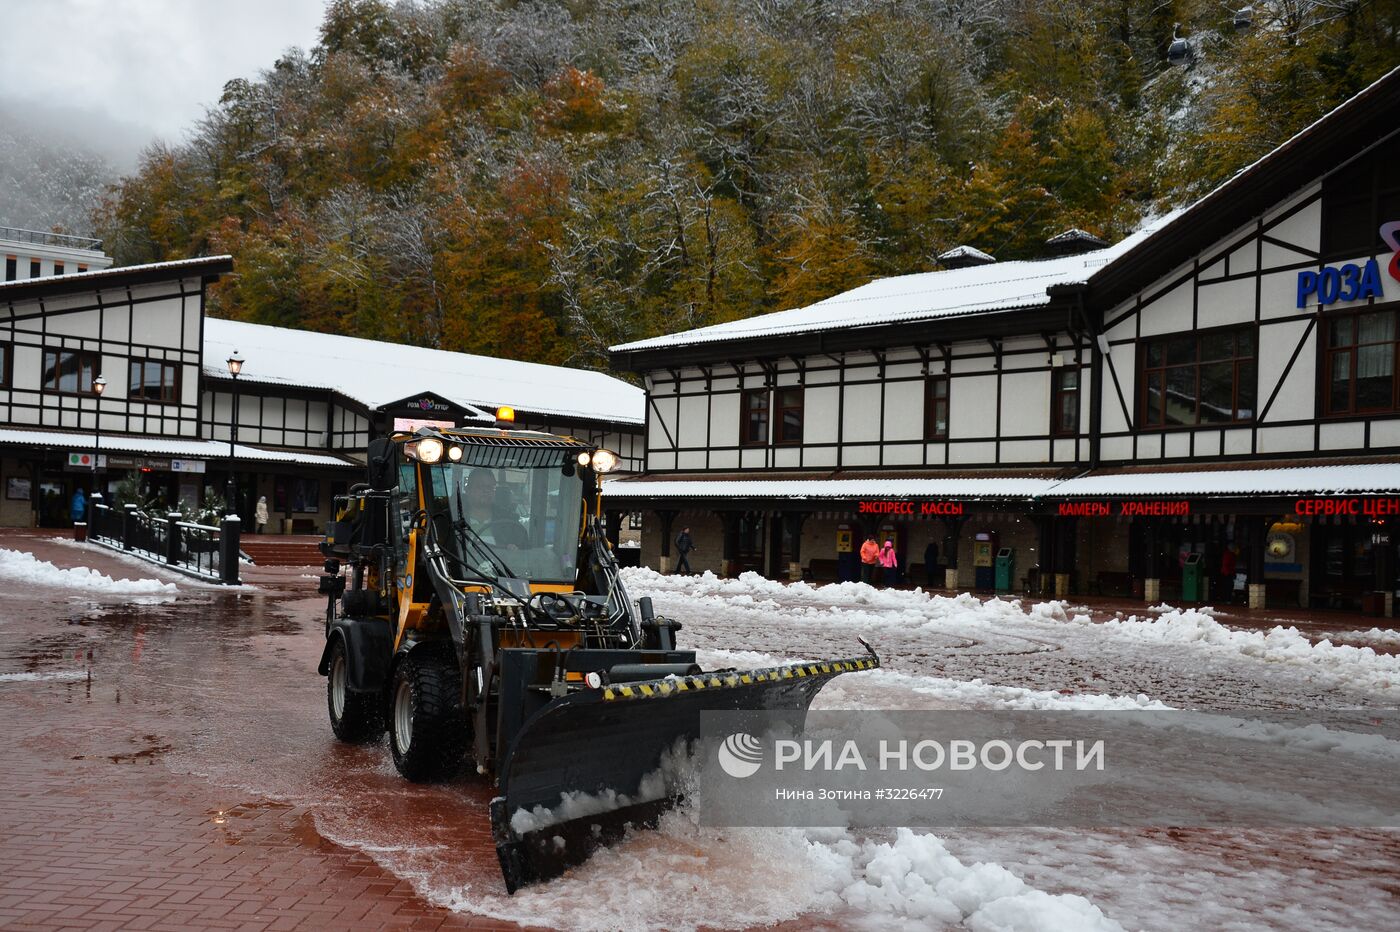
315, 417, 878, 892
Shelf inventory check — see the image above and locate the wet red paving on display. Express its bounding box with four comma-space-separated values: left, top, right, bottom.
0, 530, 526, 931
3, 529, 1399, 930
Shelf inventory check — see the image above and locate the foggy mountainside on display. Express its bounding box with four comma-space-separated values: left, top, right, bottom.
1, 101, 117, 238
89, 0, 1400, 368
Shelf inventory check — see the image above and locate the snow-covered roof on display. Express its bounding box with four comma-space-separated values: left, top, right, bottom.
1044, 229, 1107, 247
1052, 463, 1400, 498
602, 463, 1400, 501
937, 245, 996, 263
0, 255, 232, 295
0, 428, 356, 468
611, 213, 1179, 354
202, 318, 644, 426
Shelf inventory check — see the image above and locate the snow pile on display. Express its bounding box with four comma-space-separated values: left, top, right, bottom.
442, 816, 1122, 931
0, 548, 177, 595
509, 739, 692, 834
1075, 607, 1400, 693
827, 828, 1123, 931
1326, 628, 1400, 648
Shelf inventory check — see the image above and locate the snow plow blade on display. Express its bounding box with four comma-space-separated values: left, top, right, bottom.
489, 651, 880, 893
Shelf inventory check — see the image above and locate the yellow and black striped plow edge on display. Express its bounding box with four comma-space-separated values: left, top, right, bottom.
600, 655, 880, 702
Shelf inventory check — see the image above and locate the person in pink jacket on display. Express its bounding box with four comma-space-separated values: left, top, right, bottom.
878, 539, 899, 587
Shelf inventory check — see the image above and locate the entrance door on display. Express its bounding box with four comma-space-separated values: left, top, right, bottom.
1310, 524, 1383, 611
736, 512, 764, 575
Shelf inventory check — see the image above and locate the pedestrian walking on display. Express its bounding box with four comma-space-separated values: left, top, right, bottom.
674, 525, 695, 574
879, 539, 899, 587
923, 539, 939, 588
69, 487, 86, 525
255, 496, 269, 534
859, 536, 880, 585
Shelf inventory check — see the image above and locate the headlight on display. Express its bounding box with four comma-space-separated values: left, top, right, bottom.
446, 444, 463, 462
409, 437, 444, 463
576, 451, 591, 467
590, 449, 620, 473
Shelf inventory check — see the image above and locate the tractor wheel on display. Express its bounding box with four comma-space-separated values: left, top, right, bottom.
326, 638, 383, 742
389, 646, 467, 782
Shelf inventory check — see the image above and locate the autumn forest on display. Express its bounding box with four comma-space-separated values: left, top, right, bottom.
93, 0, 1400, 370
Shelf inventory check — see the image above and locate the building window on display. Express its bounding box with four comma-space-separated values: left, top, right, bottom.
1139, 328, 1256, 427
53, 261, 64, 276
42, 348, 99, 394
4, 257, 14, 281
925, 376, 949, 440
0, 344, 10, 388
29, 259, 40, 278
1321, 135, 1400, 259
628, 512, 643, 530
1324, 308, 1400, 415
741, 388, 769, 445
775, 387, 803, 444
1052, 367, 1080, 435
129, 358, 179, 403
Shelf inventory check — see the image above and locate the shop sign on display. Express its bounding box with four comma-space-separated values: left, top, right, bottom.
1057, 500, 1191, 517
857, 500, 964, 516
66, 452, 106, 469
408, 396, 452, 412
393, 416, 456, 432
1294, 496, 1400, 517
73, 453, 204, 473
1295, 221, 1400, 308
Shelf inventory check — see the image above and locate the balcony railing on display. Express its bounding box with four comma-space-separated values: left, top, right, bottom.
88, 498, 241, 584
0, 225, 104, 252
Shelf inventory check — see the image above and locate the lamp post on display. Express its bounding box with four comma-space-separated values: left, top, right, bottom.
91, 375, 106, 494
225, 351, 243, 516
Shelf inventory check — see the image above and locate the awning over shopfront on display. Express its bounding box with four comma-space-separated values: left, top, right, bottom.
601, 461, 1400, 516
0, 428, 360, 469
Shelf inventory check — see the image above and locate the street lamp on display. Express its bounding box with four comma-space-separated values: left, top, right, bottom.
92, 375, 106, 498
225, 351, 243, 516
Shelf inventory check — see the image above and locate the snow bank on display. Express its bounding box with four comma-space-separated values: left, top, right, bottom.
0, 548, 177, 595
439, 816, 1122, 932
1074, 607, 1400, 693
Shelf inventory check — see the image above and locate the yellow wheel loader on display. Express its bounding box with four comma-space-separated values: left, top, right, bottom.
315, 417, 878, 893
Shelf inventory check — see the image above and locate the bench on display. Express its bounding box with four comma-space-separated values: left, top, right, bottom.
804, 559, 841, 582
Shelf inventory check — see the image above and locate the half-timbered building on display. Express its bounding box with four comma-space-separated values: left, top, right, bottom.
605, 67, 1400, 616
2, 258, 645, 532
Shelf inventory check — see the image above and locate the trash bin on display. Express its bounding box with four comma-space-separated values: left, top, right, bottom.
73, 522, 87, 543
1182, 552, 1203, 602
994, 547, 1015, 593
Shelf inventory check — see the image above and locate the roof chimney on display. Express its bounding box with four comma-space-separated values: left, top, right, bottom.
1044, 228, 1109, 258
937, 245, 996, 270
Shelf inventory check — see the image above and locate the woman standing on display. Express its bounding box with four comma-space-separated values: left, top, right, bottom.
255, 495, 269, 534
878, 539, 899, 587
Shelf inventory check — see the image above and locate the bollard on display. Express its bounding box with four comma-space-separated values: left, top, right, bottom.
219, 515, 242, 585
87, 493, 103, 536
166, 512, 182, 565
122, 504, 139, 551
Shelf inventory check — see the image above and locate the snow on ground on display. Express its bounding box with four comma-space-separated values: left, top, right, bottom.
624, 568, 1400, 707
551, 567, 1400, 931
0, 547, 177, 595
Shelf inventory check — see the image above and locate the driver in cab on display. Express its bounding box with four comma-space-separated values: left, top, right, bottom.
465, 468, 528, 550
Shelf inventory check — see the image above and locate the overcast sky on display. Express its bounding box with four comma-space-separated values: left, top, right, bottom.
0, 0, 328, 169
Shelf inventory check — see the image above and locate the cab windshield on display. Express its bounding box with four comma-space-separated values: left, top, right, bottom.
423, 444, 585, 585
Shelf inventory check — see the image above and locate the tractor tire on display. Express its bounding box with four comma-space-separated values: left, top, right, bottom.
389, 646, 467, 782
327, 638, 383, 742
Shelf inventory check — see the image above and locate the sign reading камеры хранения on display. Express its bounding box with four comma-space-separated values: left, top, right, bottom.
696, 710, 1400, 829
